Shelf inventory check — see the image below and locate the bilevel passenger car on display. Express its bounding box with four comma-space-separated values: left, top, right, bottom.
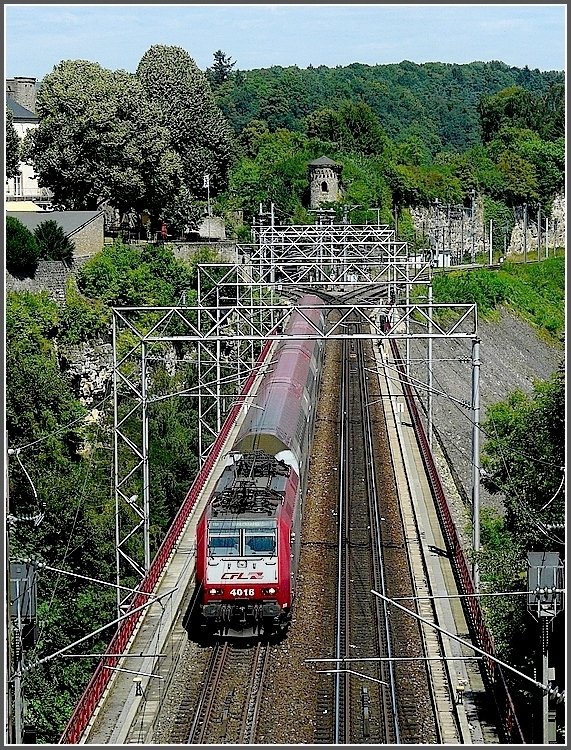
190, 294, 325, 638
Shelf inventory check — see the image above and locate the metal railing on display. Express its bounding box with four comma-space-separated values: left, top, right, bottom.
389, 339, 525, 744
59, 341, 272, 744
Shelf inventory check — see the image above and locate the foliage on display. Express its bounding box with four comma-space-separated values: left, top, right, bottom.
6, 107, 20, 178
481, 366, 565, 547
432, 268, 509, 314
25, 60, 180, 216
206, 50, 236, 87
214, 60, 562, 150
33, 219, 75, 262
305, 100, 389, 155
59, 278, 111, 344
431, 258, 564, 341
136, 45, 235, 205
477, 83, 564, 144
77, 240, 193, 306
6, 216, 40, 272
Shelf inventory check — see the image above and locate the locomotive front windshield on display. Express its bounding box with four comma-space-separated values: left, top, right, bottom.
208, 519, 276, 557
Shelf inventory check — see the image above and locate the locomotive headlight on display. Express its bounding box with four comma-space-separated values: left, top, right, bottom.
262, 587, 276, 595
208, 588, 223, 595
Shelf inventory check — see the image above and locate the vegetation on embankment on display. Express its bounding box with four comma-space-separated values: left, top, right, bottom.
428, 256, 565, 345
6, 241, 222, 742
421, 255, 565, 741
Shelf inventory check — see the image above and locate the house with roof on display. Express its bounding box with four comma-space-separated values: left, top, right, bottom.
6, 210, 104, 259
5, 96, 53, 208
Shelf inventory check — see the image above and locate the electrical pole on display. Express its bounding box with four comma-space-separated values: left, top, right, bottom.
488, 220, 493, 266
471, 189, 476, 263
471, 338, 481, 592
523, 203, 528, 263
537, 206, 541, 260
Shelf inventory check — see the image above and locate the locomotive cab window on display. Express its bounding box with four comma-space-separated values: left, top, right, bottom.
208, 534, 240, 556
244, 531, 276, 556
208, 519, 276, 557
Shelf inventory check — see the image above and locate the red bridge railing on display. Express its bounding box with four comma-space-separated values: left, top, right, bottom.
389, 339, 524, 743
59, 341, 272, 744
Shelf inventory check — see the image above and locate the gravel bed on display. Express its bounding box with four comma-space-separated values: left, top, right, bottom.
256, 339, 342, 743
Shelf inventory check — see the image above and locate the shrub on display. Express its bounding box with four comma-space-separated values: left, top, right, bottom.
34, 219, 75, 262
6, 216, 40, 272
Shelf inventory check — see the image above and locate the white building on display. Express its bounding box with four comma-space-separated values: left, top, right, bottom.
5, 97, 53, 208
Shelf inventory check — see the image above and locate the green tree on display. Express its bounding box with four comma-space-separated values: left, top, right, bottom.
136, 45, 235, 200
6, 216, 40, 271
477, 86, 540, 143
25, 59, 181, 216
34, 219, 75, 262
481, 367, 564, 546
206, 50, 236, 86
6, 108, 20, 178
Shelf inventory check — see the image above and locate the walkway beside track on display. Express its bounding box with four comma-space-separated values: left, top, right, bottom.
376, 338, 499, 744
76, 335, 500, 745
79, 357, 275, 744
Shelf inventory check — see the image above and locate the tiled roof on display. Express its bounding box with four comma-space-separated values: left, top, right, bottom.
308, 156, 341, 167
6, 97, 38, 122
6, 211, 103, 237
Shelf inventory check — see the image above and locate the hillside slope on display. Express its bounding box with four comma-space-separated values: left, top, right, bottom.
409, 306, 562, 520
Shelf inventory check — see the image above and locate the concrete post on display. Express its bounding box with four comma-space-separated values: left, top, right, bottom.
471, 338, 481, 591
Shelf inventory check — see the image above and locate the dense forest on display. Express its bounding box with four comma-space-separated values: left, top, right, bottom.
6, 51, 564, 261
211, 59, 563, 150
6, 47, 566, 743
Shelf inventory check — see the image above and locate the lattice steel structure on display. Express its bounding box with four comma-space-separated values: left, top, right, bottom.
112, 222, 483, 608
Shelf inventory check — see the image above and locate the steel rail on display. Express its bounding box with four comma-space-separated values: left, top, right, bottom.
333, 339, 349, 744
187, 642, 229, 743
357, 338, 400, 744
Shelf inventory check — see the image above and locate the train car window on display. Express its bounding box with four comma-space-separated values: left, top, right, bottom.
244, 533, 276, 556
208, 534, 240, 556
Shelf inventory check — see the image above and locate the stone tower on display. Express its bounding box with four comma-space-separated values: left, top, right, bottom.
6, 77, 37, 113
308, 156, 342, 208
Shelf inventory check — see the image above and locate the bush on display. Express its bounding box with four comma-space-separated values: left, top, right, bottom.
34, 219, 75, 262
59, 279, 111, 344
6, 216, 40, 272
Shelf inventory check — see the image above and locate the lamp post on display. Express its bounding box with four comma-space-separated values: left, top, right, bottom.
203, 174, 211, 242
470, 189, 476, 263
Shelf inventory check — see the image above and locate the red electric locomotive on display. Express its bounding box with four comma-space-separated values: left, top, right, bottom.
191, 294, 325, 637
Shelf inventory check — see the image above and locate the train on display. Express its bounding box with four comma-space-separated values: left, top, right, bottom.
189, 294, 325, 638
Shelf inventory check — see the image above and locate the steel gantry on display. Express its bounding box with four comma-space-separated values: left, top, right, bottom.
112, 221, 483, 611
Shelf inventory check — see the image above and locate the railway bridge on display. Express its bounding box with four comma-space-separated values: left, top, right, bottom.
27, 223, 532, 743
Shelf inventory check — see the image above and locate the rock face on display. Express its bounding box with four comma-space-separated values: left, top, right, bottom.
60, 341, 113, 406
408, 307, 562, 513
410, 192, 566, 260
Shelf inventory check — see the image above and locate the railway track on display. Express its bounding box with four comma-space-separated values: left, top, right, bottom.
331, 330, 400, 744
187, 641, 270, 744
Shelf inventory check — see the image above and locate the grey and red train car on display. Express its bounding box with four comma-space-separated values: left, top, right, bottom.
192, 294, 325, 637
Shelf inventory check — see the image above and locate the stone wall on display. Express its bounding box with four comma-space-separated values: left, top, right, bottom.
5, 261, 82, 303
410, 193, 566, 260
72, 214, 106, 258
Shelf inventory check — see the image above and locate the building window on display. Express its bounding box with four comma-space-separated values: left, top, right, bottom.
14, 176, 22, 196
321, 181, 328, 193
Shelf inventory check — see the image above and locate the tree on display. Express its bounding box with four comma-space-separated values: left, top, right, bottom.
477, 86, 540, 143
136, 45, 235, 199
34, 219, 75, 262
206, 50, 236, 87
25, 60, 181, 216
481, 366, 564, 547
6, 108, 20, 178
6, 216, 40, 271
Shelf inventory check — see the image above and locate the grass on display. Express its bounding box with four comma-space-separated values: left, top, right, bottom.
415, 255, 565, 346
